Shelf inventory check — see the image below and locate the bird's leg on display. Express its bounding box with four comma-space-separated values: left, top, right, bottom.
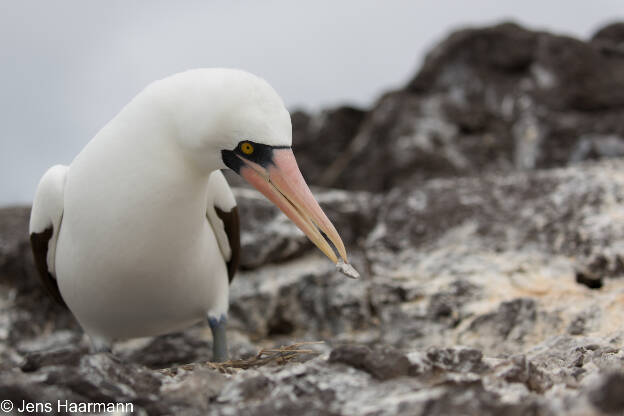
208, 314, 228, 362
89, 335, 113, 354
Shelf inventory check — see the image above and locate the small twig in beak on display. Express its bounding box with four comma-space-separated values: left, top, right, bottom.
336, 258, 360, 279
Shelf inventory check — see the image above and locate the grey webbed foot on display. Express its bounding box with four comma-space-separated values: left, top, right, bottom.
208, 315, 228, 362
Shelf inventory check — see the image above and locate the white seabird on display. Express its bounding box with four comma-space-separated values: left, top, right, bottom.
29, 68, 356, 361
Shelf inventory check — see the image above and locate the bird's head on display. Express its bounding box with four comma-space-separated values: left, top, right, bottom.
221, 139, 347, 264
217, 71, 348, 265
161, 68, 348, 265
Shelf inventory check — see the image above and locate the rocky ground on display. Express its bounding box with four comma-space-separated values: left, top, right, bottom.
2, 21, 624, 415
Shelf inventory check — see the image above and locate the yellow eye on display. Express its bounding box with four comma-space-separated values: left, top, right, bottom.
241, 142, 254, 155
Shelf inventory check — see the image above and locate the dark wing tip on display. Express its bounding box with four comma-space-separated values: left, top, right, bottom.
214, 206, 241, 283
30, 227, 67, 308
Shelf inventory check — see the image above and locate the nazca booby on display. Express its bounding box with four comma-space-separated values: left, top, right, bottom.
29, 68, 357, 361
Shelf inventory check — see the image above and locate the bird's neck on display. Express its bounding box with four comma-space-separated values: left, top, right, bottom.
103, 83, 224, 177
136, 75, 227, 175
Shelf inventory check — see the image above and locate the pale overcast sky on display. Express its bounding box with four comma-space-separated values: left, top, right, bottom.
1, 0, 622, 205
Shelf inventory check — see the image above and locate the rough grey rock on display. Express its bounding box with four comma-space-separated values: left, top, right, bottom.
587, 371, 624, 414
3, 158, 624, 414
291, 107, 366, 184
2, 21, 624, 416
328, 344, 415, 380
288, 22, 624, 192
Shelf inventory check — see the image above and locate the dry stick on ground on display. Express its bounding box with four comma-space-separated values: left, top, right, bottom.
160, 341, 325, 376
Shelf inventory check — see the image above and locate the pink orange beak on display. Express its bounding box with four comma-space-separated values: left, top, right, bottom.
238, 148, 348, 264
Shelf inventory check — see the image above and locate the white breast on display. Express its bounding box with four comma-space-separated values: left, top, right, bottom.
54, 95, 229, 342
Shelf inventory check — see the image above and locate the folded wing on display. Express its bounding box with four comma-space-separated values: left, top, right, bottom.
205, 171, 240, 283
29, 165, 69, 307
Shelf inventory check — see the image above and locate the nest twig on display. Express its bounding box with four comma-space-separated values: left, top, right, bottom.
160, 341, 324, 376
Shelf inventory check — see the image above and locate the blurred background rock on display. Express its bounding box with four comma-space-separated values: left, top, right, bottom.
2, 12, 624, 416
